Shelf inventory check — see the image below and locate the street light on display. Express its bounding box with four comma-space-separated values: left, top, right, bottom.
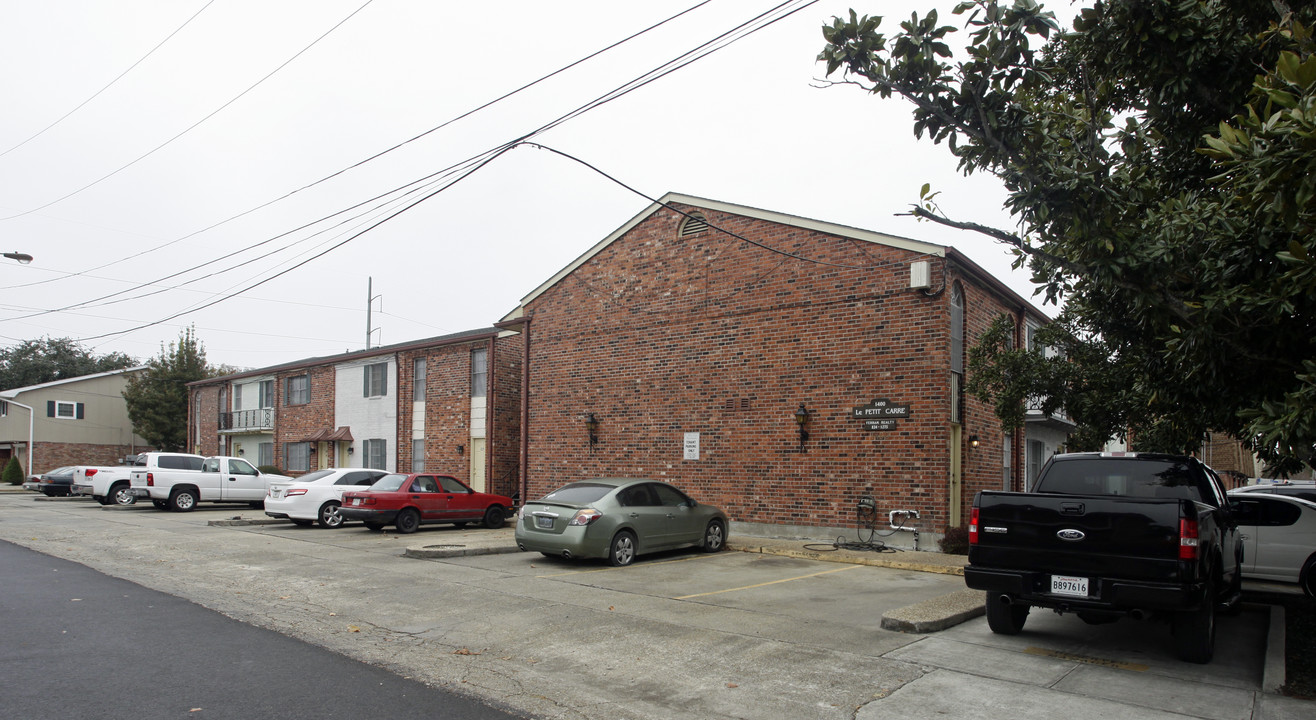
3, 252, 33, 264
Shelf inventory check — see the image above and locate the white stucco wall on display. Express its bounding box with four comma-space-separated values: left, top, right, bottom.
335, 358, 397, 471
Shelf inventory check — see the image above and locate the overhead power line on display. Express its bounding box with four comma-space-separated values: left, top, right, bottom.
0, 0, 379, 223
1, 0, 715, 292
0, 1, 217, 159
57, 0, 823, 344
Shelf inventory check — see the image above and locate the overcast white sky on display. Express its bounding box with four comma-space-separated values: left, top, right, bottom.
0, 0, 1079, 370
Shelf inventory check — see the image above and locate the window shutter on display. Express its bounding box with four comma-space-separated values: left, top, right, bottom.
76, 402, 85, 419
47, 401, 55, 417
363, 366, 369, 397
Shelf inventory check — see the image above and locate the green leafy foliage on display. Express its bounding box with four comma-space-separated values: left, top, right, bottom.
0, 337, 137, 391
822, 1, 1316, 470
2, 456, 24, 485
121, 327, 225, 452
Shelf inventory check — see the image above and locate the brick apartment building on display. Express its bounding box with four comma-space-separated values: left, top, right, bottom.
188, 328, 522, 497
0, 367, 151, 476
497, 194, 1060, 542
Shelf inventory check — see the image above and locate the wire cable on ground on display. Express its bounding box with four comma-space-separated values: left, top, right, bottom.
803, 496, 908, 553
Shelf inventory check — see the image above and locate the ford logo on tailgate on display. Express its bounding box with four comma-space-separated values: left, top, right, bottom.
1056, 529, 1086, 541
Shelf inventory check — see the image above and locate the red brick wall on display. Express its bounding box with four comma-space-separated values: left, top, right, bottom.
189, 384, 223, 456
398, 344, 474, 478
275, 366, 336, 471
25, 442, 152, 475
490, 333, 523, 498
522, 202, 1020, 533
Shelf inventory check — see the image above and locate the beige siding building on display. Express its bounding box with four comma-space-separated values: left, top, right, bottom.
0, 367, 151, 475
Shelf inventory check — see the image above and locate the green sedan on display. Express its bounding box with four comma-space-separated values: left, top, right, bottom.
514, 478, 728, 566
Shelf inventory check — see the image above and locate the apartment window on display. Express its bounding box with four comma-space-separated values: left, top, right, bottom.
364, 362, 388, 397
471, 348, 487, 398
413, 358, 426, 402
233, 388, 242, 411
1026, 440, 1046, 490
285, 442, 311, 472
48, 401, 84, 419
364, 439, 387, 470
286, 375, 310, 405
259, 380, 274, 408
258, 442, 273, 467
411, 439, 424, 472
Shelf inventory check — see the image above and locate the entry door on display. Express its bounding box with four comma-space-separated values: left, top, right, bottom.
949, 425, 963, 526
468, 438, 486, 492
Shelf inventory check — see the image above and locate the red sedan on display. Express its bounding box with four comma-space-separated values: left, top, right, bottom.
339, 473, 515, 533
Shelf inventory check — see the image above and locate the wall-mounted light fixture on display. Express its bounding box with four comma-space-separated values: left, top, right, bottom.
585, 412, 599, 453
968, 435, 980, 449
794, 404, 810, 450
457, 444, 465, 456
308, 443, 317, 454
236, 447, 245, 456
347, 445, 354, 455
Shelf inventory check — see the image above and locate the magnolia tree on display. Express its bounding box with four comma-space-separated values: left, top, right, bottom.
819, 0, 1316, 471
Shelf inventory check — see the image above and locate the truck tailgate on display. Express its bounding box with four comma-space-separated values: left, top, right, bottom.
970, 493, 1186, 581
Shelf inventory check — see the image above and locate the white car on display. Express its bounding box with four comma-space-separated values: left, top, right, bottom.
1230, 482, 1316, 505
264, 468, 388, 528
1227, 490, 1316, 597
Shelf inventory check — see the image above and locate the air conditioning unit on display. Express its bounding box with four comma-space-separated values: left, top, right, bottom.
910, 260, 930, 289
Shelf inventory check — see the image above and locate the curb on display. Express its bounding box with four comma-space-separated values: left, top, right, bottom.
403, 544, 525, 559
727, 541, 965, 576
880, 587, 985, 633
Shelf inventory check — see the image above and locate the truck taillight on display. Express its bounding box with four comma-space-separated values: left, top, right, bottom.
1179, 517, 1199, 560
969, 506, 979, 545
85, 468, 98, 477
146, 472, 154, 487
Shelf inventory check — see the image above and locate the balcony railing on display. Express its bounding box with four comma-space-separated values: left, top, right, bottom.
1025, 396, 1074, 427
219, 408, 274, 432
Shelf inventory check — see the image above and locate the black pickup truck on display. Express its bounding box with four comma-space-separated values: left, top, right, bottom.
964, 452, 1242, 663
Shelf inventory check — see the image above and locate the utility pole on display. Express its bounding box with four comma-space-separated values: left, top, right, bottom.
366, 277, 382, 349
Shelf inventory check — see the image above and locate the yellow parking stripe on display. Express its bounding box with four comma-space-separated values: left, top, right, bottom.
673, 564, 862, 600
535, 554, 716, 578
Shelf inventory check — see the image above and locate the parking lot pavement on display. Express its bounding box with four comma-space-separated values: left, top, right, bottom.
0, 488, 1306, 719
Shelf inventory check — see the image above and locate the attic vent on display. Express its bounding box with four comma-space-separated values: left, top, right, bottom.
723, 398, 751, 411
679, 213, 708, 237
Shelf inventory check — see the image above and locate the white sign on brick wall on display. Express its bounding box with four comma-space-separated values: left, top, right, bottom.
683, 432, 700, 461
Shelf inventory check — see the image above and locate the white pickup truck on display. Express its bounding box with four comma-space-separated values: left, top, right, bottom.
130, 454, 289, 512
69, 460, 138, 506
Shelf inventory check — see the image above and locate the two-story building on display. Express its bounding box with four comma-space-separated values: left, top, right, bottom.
0, 367, 151, 475
496, 193, 1058, 540
188, 328, 522, 497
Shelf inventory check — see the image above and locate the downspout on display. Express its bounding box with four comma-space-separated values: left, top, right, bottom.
519, 319, 531, 504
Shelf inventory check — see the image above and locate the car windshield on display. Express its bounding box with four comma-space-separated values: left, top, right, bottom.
296, 470, 336, 484
541, 482, 615, 504
367, 474, 408, 492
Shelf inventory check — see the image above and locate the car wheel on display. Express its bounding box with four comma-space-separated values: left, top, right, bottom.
318, 501, 344, 529
1301, 555, 1316, 599
291, 519, 314, 527
482, 505, 506, 529
984, 593, 1029, 635
364, 521, 386, 531
701, 519, 726, 553
151, 499, 169, 510
609, 531, 636, 567
395, 508, 420, 534
110, 482, 136, 506
1172, 577, 1216, 664
169, 488, 197, 512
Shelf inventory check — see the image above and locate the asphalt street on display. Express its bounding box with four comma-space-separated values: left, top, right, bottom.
0, 540, 519, 720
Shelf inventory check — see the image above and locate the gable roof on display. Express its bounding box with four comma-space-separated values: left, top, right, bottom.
0, 366, 147, 399
501, 192, 1049, 323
